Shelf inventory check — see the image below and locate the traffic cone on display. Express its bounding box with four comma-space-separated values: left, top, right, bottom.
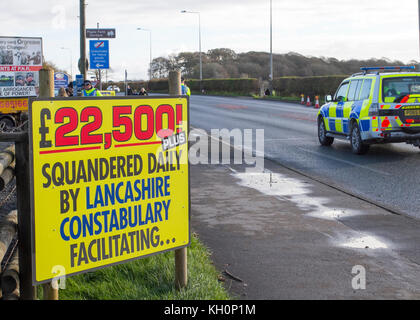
301, 94, 305, 105
314, 96, 320, 108
306, 96, 311, 107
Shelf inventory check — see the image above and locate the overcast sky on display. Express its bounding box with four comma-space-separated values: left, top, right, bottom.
2, 0, 419, 81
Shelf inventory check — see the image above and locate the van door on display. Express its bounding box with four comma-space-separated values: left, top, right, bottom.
356, 79, 374, 134
328, 81, 349, 133
342, 79, 363, 134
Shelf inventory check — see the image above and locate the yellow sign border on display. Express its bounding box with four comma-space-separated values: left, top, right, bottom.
28, 95, 191, 285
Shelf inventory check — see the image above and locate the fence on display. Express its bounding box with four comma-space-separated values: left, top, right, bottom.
0, 68, 71, 300
0, 123, 65, 300
0, 145, 19, 300
272, 75, 348, 99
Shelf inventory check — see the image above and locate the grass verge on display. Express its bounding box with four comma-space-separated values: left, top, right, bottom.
191, 91, 254, 97
252, 95, 326, 105
252, 95, 300, 103
40, 234, 230, 300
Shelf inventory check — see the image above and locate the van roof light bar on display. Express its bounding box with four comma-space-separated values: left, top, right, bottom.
360, 66, 415, 74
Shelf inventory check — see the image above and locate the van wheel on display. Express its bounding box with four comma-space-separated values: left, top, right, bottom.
350, 122, 369, 155
318, 117, 334, 146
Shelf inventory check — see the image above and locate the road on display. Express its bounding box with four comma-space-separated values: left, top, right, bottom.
188, 94, 420, 299
189, 95, 420, 220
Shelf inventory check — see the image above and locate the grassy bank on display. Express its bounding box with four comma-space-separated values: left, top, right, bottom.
253, 95, 301, 103
192, 91, 254, 97
40, 234, 230, 300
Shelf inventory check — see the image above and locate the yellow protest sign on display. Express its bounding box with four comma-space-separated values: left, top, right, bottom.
29, 96, 189, 284
99, 90, 116, 96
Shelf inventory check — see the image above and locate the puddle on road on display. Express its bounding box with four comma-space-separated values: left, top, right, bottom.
341, 236, 388, 249
232, 170, 360, 221
232, 170, 390, 250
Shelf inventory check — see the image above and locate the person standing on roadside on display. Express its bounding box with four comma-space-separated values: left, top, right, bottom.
139, 87, 148, 96
127, 85, 133, 95
66, 82, 74, 97
82, 80, 102, 97
181, 77, 191, 97
58, 87, 68, 97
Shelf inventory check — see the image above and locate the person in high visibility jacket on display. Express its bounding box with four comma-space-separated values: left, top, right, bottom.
181, 77, 191, 96
384, 85, 400, 97
383, 84, 401, 102
82, 80, 102, 97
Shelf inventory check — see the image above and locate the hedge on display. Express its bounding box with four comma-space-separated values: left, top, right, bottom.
272, 75, 348, 98
110, 78, 259, 95
147, 79, 169, 92
187, 78, 259, 95
109, 75, 349, 98
106, 79, 168, 93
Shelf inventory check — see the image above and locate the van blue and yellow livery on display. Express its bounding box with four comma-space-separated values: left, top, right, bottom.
317, 66, 420, 154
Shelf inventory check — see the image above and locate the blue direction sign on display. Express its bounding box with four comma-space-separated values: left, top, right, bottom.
89, 40, 109, 69
54, 72, 69, 89
76, 74, 84, 94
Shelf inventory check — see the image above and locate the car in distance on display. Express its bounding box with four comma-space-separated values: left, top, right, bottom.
106, 85, 121, 92
317, 66, 420, 154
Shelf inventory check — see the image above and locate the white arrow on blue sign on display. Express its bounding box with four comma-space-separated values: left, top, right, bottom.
89, 40, 109, 70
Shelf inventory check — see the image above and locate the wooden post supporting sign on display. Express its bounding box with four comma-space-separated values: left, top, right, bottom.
38, 68, 59, 300
169, 71, 188, 290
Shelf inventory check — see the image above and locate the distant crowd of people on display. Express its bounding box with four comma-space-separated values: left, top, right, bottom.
58, 77, 193, 98
58, 80, 102, 97
126, 85, 148, 96
58, 81, 150, 97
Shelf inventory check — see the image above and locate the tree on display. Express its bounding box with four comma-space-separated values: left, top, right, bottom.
202, 63, 229, 79
148, 48, 416, 80
177, 52, 201, 77
151, 57, 170, 79
43, 61, 67, 73
207, 48, 237, 63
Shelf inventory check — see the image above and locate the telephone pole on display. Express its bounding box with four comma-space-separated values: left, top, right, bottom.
79, 0, 87, 80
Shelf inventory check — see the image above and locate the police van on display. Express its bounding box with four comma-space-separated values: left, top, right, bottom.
318, 66, 420, 154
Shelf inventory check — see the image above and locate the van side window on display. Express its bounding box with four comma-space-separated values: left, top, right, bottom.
354, 80, 363, 100
347, 80, 361, 101
359, 79, 372, 100
334, 82, 349, 101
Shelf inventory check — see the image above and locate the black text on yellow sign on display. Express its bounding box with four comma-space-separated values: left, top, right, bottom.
29, 96, 190, 284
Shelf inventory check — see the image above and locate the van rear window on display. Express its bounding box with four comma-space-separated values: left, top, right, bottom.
382, 77, 420, 102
